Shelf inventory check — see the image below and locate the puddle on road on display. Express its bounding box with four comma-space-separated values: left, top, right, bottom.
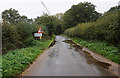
63, 40, 111, 69
63, 40, 82, 51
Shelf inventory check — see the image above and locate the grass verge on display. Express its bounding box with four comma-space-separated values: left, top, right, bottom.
63, 35, 120, 64
2, 36, 55, 77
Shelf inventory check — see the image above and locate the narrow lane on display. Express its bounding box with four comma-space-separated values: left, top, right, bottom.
23, 36, 116, 76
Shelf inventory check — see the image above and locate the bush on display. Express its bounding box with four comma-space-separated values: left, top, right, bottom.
64, 22, 94, 37
2, 22, 20, 54
85, 10, 120, 44
64, 27, 75, 37
74, 22, 95, 37
16, 22, 36, 42
2, 22, 37, 54
65, 8, 120, 45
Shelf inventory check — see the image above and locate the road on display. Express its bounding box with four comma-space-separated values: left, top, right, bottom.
23, 36, 116, 76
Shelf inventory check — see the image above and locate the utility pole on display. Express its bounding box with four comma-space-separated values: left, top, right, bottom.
40, 0, 51, 15
0, 14, 2, 24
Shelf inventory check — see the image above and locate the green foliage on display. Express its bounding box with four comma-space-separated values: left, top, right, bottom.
39, 25, 48, 35
64, 22, 94, 37
2, 21, 37, 54
63, 2, 101, 30
2, 38, 54, 76
35, 13, 64, 35
64, 27, 75, 37
2, 8, 34, 25
53, 16, 63, 35
74, 22, 95, 37
2, 8, 37, 54
107, 5, 120, 12
35, 13, 52, 25
64, 5, 120, 64
24, 37, 35, 47
2, 22, 20, 53
35, 13, 55, 36
85, 10, 120, 44
47, 22, 55, 36
2, 8, 21, 24
64, 6, 120, 44
16, 22, 36, 41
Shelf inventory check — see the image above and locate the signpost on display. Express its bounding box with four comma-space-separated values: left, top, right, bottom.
37, 28, 43, 33
34, 28, 43, 40
34, 33, 42, 37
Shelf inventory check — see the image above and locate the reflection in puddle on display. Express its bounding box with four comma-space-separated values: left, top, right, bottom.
63, 40, 111, 69
63, 40, 82, 51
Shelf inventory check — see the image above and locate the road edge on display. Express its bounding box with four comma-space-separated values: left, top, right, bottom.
19, 36, 55, 77
63, 35, 120, 77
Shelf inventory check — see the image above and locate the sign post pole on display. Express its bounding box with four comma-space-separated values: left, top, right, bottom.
40, 36, 42, 40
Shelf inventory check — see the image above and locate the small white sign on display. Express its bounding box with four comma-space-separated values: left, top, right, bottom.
34, 33, 42, 37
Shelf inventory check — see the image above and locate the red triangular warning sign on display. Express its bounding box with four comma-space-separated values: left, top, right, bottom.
37, 28, 43, 33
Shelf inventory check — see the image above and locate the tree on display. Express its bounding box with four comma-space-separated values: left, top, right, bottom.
20, 15, 28, 23
53, 16, 63, 35
35, 13, 55, 36
2, 8, 37, 54
2, 22, 20, 54
2, 8, 21, 24
35, 13, 52, 25
63, 2, 101, 30
53, 13, 64, 34
54, 13, 64, 20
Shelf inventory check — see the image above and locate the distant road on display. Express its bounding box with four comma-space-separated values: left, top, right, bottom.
23, 36, 116, 76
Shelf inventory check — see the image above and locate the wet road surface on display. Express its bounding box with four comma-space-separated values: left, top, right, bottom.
23, 36, 116, 76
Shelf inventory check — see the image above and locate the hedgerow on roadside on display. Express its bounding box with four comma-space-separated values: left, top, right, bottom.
64, 10, 120, 45
2, 37, 54, 77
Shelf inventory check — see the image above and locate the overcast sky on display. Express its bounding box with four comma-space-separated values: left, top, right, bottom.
0, 0, 120, 19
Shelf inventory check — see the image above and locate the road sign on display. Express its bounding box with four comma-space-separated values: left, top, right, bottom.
38, 28, 43, 33
34, 33, 42, 37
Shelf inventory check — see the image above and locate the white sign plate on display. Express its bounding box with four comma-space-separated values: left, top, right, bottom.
34, 33, 42, 37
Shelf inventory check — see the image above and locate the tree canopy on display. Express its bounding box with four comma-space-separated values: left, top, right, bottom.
2, 8, 21, 24
63, 2, 101, 30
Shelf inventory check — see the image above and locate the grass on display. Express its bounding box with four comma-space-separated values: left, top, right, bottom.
63, 35, 120, 64
2, 37, 55, 77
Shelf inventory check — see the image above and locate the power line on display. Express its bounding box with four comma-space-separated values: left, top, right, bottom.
41, 0, 51, 15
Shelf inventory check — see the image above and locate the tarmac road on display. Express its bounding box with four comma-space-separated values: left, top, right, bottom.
23, 36, 116, 76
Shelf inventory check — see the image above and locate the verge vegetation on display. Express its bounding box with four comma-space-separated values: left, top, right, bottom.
2, 37, 55, 76
63, 35, 120, 64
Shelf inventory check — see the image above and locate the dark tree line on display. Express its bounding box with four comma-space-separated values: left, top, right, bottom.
63, 2, 101, 30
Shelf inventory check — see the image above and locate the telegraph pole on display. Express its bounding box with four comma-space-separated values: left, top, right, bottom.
40, 0, 51, 15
